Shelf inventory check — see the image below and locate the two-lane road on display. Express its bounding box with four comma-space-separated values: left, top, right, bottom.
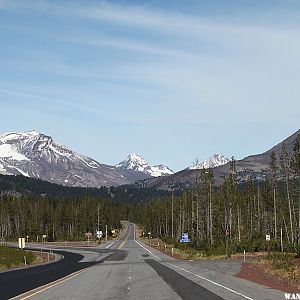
2, 222, 284, 299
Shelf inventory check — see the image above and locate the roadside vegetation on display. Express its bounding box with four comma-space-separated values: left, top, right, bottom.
256, 252, 300, 289
0, 246, 34, 270
1, 134, 300, 280
131, 135, 300, 261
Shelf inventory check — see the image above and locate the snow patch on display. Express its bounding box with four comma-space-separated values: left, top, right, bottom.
0, 162, 6, 172
7, 165, 29, 177
189, 154, 230, 170
116, 153, 174, 177
0, 144, 29, 161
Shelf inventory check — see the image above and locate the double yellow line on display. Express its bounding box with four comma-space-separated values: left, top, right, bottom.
117, 226, 131, 249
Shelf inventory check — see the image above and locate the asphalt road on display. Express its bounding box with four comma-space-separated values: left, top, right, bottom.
0, 249, 96, 299
2, 223, 285, 300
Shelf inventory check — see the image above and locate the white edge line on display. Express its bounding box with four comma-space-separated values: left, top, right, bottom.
132, 226, 253, 300
105, 241, 115, 249
133, 225, 161, 261
166, 262, 254, 300
135, 240, 161, 260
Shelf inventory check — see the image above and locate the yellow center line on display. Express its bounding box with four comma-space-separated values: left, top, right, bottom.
10, 266, 93, 300
117, 227, 131, 249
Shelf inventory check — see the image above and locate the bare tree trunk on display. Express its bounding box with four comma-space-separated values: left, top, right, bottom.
257, 186, 261, 233
273, 188, 277, 239
237, 205, 241, 242
179, 196, 182, 237
196, 195, 199, 245
281, 209, 290, 243
209, 181, 213, 245
286, 177, 294, 243
171, 192, 174, 239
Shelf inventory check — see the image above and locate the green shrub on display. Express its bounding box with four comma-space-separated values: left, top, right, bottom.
0, 246, 34, 268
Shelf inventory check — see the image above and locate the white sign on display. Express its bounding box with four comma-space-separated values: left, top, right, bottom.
96, 230, 103, 238
42, 234, 47, 239
18, 237, 25, 249
266, 234, 270, 241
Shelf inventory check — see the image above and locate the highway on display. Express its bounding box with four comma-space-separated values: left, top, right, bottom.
2, 222, 284, 300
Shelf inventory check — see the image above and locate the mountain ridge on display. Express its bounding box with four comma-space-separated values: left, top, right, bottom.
0, 130, 149, 187
144, 129, 300, 190
116, 153, 174, 177
188, 154, 230, 170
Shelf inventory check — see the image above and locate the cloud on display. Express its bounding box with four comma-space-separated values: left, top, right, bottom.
1, 1, 300, 125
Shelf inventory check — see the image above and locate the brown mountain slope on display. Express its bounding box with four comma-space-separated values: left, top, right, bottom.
146, 129, 300, 190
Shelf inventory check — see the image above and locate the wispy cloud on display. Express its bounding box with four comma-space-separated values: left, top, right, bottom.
1, 0, 300, 169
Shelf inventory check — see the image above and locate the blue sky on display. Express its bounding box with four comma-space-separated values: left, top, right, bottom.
0, 0, 300, 171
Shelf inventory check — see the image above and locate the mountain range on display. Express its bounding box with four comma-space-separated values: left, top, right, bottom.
0, 129, 299, 189
145, 129, 300, 190
0, 131, 173, 187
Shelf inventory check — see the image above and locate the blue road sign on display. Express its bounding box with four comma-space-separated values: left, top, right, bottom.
180, 233, 190, 243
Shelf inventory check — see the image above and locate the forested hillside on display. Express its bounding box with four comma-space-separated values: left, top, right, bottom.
130, 135, 300, 255
0, 174, 169, 201
0, 175, 169, 241
1, 135, 300, 254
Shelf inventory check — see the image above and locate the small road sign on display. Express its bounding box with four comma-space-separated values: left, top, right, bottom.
180, 233, 190, 243
266, 234, 271, 241
18, 237, 25, 249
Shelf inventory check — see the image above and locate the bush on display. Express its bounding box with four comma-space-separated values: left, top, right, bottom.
266, 252, 295, 272
0, 246, 34, 268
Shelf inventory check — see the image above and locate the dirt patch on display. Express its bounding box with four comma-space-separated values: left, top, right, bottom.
35, 241, 98, 247
236, 262, 299, 293
32, 252, 55, 265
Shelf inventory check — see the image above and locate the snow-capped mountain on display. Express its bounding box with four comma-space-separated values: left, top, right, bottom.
116, 154, 174, 177
0, 131, 148, 187
189, 154, 230, 170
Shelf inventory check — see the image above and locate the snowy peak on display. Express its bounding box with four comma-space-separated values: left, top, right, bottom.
116, 154, 174, 177
0, 130, 148, 187
116, 154, 149, 172
189, 154, 230, 170
151, 164, 174, 177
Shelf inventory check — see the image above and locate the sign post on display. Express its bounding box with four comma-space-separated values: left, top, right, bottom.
280, 228, 283, 252
266, 233, 271, 255
85, 232, 92, 246
42, 234, 47, 243
105, 225, 108, 243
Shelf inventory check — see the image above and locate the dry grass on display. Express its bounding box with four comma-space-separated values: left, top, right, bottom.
257, 255, 300, 289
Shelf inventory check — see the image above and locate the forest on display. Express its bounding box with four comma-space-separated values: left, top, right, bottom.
0, 175, 169, 241
130, 135, 300, 255
0, 135, 299, 256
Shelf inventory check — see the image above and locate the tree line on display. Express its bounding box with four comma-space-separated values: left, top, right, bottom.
0, 195, 124, 241
129, 135, 300, 254
1, 135, 300, 253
